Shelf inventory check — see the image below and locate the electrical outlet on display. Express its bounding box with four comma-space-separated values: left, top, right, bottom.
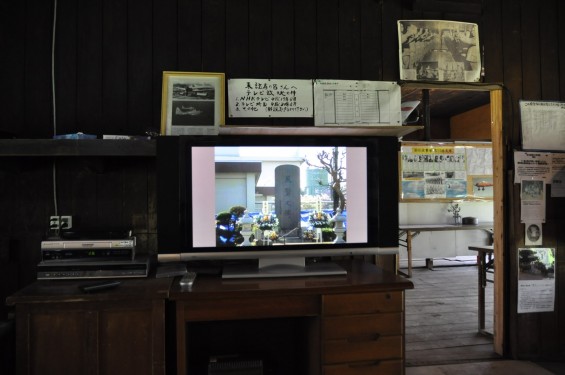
49, 216, 60, 230
60, 216, 72, 230
49, 215, 73, 230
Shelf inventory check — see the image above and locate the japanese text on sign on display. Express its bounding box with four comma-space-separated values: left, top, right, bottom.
228, 79, 313, 118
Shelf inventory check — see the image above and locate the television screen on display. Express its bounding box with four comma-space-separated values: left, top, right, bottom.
192, 145, 366, 247
156, 134, 399, 278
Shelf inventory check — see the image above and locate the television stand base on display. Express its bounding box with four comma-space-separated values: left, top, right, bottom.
222, 257, 347, 279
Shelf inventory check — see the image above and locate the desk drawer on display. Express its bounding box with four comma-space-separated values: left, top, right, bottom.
323, 292, 402, 316
324, 335, 402, 364
181, 295, 318, 320
324, 359, 402, 375
323, 313, 402, 339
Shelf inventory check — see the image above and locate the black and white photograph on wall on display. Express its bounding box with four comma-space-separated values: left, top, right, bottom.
518, 247, 555, 313
160, 71, 225, 135
520, 178, 546, 223
525, 222, 543, 246
398, 20, 481, 82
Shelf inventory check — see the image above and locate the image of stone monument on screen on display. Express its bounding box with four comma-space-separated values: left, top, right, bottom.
275, 165, 302, 239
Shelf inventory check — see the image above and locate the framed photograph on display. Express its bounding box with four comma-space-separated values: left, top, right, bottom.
160, 71, 225, 135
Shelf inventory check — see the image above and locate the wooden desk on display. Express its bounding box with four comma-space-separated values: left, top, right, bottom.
169, 260, 414, 375
6, 277, 171, 375
468, 245, 494, 335
398, 223, 494, 277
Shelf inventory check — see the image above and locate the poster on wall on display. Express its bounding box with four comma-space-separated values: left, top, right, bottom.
227, 79, 313, 118
514, 151, 552, 184
399, 143, 493, 201
518, 248, 556, 313
397, 20, 481, 82
313, 80, 401, 126
520, 178, 546, 223
519, 100, 565, 151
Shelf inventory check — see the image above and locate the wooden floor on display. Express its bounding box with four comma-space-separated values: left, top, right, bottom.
404, 261, 498, 367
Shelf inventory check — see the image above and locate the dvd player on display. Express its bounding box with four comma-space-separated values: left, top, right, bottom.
41, 238, 136, 249
37, 256, 150, 280
41, 247, 134, 261
41, 238, 136, 261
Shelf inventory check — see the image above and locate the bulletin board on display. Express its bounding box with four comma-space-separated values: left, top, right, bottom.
399, 142, 493, 202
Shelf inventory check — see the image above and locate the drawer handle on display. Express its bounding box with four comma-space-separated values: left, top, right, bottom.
347, 333, 381, 343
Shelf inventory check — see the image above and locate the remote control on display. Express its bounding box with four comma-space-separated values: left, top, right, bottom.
179, 271, 197, 288
79, 280, 121, 293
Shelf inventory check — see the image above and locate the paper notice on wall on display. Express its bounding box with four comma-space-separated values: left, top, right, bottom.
520, 179, 545, 223
313, 80, 401, 126
551, 153, 565, 197
518, 248, 556, 313
466, 147, 493, 175
520, 100, 565, 151
514, 151, 552, 184
227, 79, 313, 118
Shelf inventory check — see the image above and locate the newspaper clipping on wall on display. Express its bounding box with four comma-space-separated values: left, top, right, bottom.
518, 248, 556, 313
398, 20, 482, 82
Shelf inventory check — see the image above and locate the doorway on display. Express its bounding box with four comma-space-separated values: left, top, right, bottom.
399, 84, 505, 359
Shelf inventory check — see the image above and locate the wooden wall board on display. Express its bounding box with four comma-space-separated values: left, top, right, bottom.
54, 0, 78, 135
102, 0, 128, 136
226, 0, 250, 79
127, 0, 154, 135
294, 0, 317, 79
24, 0, 55, 139
178, 0, 203, 71
317, 0, 340, 79
76, 0, 103, 135
338, 0, 362, 80
450, 104, 491, 140
539, 0, 560, 100
360, 0, 383, 80
0, 2, 25, 137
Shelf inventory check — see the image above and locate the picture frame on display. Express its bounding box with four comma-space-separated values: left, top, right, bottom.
160, 71, 225, 135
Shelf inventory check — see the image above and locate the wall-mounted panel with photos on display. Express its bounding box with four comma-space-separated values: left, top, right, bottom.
399, 142, 493, 202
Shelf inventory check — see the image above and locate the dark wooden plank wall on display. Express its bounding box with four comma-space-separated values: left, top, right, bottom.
0, 0, 563, 361
499, 0, 565, 362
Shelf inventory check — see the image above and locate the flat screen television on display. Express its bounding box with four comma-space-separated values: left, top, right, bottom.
156, 134, 399, 278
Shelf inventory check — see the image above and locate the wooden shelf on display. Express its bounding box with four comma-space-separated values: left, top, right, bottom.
219, 125, 423, 137
0, 126, 422, 157
0, 139, 156, 157
400, 81, 504, 91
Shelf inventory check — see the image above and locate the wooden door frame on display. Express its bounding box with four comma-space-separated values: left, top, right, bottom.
490, 88, 504, 355
399, 82, 505, 355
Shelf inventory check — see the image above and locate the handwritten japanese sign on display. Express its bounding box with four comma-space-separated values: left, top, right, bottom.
228, 79, 313, 118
